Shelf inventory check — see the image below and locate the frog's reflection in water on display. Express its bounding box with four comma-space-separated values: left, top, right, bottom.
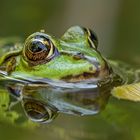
7, 79, 112, 124
22, 98, 58, 123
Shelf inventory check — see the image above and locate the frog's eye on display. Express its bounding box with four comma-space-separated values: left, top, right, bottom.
22, 98, 58, 123
84, 28, 98, 49
23, 33, 58, 65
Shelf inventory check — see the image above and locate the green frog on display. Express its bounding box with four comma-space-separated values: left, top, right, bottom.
0, 26, 139, 123
0, 26, 110, 81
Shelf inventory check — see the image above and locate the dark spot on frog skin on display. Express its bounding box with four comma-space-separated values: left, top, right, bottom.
6, 57, 16, 74
73, 52, 84, 60
61, 72, 99, 82
60, 51, 84, 60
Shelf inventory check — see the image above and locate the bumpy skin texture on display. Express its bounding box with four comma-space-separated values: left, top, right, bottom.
0, 26, 110, 82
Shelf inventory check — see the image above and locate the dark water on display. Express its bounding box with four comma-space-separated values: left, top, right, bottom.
0, 0, 140, 140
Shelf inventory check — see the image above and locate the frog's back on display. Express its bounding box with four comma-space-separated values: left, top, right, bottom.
0, 37, 22, 57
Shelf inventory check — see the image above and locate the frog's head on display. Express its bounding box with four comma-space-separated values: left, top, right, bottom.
17, 26, 111, 82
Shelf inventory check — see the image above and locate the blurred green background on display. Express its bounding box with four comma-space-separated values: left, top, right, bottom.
0, 0, 140, 140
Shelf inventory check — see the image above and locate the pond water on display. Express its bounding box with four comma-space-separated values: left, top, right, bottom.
0, 0, 140, 140
1, 85, 140, 140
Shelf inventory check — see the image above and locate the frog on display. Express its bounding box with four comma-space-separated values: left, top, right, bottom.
0, 26, 139, 123
0, 26, 111, 81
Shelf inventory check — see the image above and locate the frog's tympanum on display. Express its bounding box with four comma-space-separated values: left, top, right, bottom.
0, 26, 139, 123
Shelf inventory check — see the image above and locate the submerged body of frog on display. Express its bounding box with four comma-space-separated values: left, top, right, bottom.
0, 26, 139, 123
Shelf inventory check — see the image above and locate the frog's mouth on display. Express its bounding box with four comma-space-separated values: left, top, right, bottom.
0, 69, 98, 89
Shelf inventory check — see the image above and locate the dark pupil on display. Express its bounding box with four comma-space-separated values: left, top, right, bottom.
30, 41, 46, 52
